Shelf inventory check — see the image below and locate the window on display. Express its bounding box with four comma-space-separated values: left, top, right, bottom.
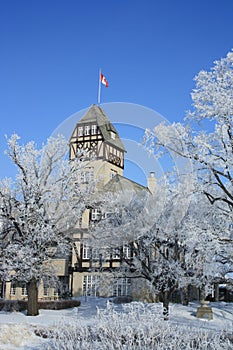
85, 125, 90, 135
10, 282, 16, 296
113, 278, 131, 297
43, 286, 49, 297
91, 208, 101, 221
111, 245, 131, 259
91, 248, 100, 260
82, 244, 91, 259
123, 244, 132, 259
80, 170, 93, 184
10, 282, 28, 296
43, 281, 49, 297
54, 286, 60, 299
92, 248, 110, 261
80, 171, 88, 183
112, 247, 120, 259
21, 283, 27, 296
78, 127, 83, 136
83, 275, 100, 296
91, 124, 97, 135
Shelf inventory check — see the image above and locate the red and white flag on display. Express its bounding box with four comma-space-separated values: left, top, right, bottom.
100, 73, 109, 87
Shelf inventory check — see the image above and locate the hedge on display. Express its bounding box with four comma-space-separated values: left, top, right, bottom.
0, 299, 81, 312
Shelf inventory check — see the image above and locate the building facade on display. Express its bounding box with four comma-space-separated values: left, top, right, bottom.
69, 104, 156, 299
2, 104, 156, 301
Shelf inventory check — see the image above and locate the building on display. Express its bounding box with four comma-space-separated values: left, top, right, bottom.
69, 104, 156, 299
2, 104, 156, 301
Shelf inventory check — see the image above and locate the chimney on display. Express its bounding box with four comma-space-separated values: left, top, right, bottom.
147, 172, 157, 194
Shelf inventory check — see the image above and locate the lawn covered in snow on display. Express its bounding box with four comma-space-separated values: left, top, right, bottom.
0, 298, 232, 349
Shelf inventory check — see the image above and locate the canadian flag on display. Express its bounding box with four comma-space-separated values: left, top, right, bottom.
100, 73, 109, 87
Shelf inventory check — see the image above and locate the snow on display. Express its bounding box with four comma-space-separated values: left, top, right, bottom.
0, 298, 232, 349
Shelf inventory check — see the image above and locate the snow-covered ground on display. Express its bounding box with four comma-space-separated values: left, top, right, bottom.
0, 298, 232, 349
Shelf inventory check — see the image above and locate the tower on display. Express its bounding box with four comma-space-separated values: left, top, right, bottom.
69, 104, 155, 299
69, 104, 126, 188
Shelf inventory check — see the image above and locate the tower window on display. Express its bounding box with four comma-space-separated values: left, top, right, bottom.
85, 126, 90, 135
78, 127, 83, 136
110, 131, 116, 139
91, 125, 97, 135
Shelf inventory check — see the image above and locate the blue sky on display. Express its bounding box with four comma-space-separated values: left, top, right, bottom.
0, 0, 233, 183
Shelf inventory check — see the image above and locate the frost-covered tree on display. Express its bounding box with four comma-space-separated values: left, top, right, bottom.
179, 192, 231, 301
143, 50, 233, 291
0, 134, 92, 316
144, 50, 233, 211
89, 180, 220, 319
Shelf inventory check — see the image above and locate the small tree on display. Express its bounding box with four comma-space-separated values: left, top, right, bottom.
0, 134, 92, 315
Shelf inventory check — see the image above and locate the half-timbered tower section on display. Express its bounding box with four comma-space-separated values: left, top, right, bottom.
69, 104, 126, 188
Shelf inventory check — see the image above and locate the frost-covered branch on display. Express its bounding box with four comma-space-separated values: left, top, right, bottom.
144, 50, 233, 209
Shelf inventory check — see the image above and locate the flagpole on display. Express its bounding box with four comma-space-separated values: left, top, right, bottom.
98, 68, 101, 105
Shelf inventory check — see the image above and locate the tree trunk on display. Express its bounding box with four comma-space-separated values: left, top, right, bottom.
162, 291, 170, 320
27, 277, 39, 316
214, 283, 219, 302
182, 285, 189, 306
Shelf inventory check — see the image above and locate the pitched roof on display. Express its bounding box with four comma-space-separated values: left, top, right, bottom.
103, 174, 149, 193
75, 104, 126, 152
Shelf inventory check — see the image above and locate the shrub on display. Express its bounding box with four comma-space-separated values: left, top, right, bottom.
0, 299, 80, 312
0, 300, 27, 312
111, 296, 133, 304
38, 300, 80, 310
45, 303, 232, 350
